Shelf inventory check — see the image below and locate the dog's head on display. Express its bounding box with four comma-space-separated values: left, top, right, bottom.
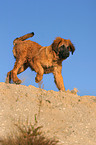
52, 37, 75, 59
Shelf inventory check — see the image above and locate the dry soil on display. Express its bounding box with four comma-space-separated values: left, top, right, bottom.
0, 82, 96, 145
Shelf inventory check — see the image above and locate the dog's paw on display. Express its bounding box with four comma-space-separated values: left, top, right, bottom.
5, 77, 9, 84
35, 74, 43, 83
15, 79, 22, 84
35, 77, 40, 83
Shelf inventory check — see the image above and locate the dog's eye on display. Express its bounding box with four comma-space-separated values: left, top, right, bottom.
60, 45, 65, 49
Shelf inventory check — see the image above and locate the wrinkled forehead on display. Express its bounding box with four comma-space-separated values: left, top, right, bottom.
59, 39, 69, 47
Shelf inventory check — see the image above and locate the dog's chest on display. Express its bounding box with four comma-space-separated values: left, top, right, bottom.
42, 59, 57, 74
42, 58, 53, 68
39, 46, 57, 73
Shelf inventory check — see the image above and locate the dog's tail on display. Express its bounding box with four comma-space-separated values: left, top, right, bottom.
13, 32, 34, 45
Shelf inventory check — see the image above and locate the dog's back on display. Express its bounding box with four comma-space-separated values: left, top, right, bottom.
13, 32, 42, 59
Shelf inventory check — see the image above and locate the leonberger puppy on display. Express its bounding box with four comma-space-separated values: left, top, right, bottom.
6, 32, 75, 91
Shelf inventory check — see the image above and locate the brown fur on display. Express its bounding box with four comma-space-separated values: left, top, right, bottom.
6, 32, 75, 91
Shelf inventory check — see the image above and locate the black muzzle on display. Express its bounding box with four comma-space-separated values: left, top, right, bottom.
59, 45, 70, 59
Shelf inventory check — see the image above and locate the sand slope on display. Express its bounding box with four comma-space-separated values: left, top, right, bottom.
0, 82, 96, 145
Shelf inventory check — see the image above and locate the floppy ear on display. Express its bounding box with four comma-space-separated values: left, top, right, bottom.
52, 37, 62, 53
68, 39, 75, 55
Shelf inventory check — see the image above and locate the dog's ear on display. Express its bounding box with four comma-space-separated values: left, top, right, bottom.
68, 39, 75, 55
52, 37, 62, 53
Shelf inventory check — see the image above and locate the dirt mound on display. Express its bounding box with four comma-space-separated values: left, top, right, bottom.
0, 82, 96, 145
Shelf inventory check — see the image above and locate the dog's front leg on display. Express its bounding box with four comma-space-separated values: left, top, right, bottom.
35, 64, 44, 83
29, 60, 44, 83
53, 67, 65, 91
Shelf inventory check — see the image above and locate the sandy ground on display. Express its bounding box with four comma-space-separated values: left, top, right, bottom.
0, 82, 96, 145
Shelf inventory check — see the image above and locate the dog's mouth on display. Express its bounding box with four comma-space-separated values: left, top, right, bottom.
59, 51, 70, 59
59, 45, 70, 59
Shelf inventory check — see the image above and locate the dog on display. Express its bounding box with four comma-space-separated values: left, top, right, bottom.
6, 32, 75, 91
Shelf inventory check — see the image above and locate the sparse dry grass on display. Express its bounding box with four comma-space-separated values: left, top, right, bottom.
1, 123, 58, 145
1, 94, 58, 145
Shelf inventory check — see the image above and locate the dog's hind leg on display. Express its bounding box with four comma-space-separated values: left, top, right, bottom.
5, 63, 28, 84
11, 58, 26, 84
17, 63, 29, 74
5, 71, 11, 83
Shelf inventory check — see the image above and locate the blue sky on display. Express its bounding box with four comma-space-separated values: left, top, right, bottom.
0, 0, 96, 96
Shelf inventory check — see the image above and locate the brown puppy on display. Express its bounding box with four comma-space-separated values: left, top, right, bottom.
6, 32, 75, 91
